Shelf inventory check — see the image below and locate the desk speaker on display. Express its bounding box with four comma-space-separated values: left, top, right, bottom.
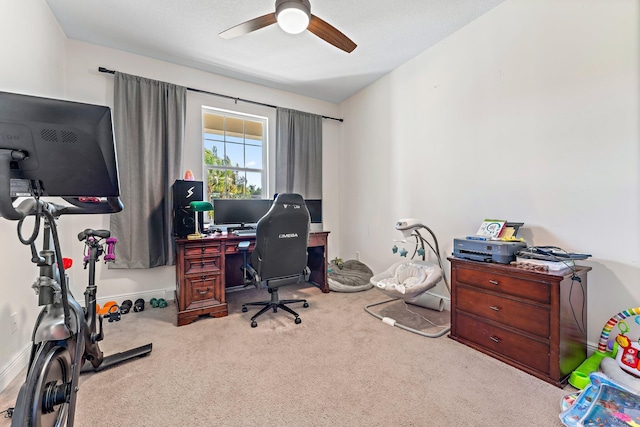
173, 180, 204, 237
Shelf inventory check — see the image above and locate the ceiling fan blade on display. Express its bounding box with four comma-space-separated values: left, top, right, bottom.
307, 15, 357, 53
219, 13, 277, 39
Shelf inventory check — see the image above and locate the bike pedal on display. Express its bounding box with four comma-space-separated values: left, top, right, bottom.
106, 311, 121, 322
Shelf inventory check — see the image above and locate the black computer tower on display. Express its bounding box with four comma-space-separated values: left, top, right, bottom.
173, 180, 204, 237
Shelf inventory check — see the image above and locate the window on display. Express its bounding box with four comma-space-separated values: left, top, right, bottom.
202, 107, 267, 202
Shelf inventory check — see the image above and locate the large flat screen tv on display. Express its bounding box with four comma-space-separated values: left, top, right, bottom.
0, 91, 120, 198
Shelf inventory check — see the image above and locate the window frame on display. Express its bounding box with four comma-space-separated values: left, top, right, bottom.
201, 106, 268, 202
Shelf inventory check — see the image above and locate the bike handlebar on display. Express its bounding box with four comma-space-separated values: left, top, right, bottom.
0, 149, 123, 220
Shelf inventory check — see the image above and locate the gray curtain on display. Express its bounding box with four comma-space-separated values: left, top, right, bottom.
275, 107, 322, 198
109, 72, 186, 268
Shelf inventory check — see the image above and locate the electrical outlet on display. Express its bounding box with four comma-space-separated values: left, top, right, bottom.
10, 313, 17, 335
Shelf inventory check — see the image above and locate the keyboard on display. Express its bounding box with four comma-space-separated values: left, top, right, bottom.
233, 229, 256, 237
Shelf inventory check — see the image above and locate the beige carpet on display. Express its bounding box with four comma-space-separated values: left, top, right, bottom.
0, 283, 572, 426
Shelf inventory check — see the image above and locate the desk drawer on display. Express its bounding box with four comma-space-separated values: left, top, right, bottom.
456, 312, 550, 375
183, 242, 221, 257
456, 285, 550, 337
224, 242, 256, 254
184, 275, 222, 309
456, 267, 550, 304
183, 256, 221, 274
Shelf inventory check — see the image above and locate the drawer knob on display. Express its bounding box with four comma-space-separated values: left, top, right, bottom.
489, 279, 499, 285
197, 286, 211, 295
489, 305, 500, 312
201, 247, 206, 253
489, 336, 501, 343
201, 261, 205, 266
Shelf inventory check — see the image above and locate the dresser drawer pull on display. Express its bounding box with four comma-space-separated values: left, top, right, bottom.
201, 247, 206, 253
488, 279, 499, 285
489, 305, 500, 312
196, 287, 211, 295
489, 336, 501, 343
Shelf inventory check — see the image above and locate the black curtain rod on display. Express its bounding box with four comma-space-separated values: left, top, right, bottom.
98, 67, 343, 123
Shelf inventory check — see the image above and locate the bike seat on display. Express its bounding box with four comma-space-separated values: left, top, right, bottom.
78, 229, 111, 241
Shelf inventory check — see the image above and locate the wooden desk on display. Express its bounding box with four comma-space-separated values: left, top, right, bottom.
174, 231, 329, 326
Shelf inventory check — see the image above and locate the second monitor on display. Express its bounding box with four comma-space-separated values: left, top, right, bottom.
212, 198, 322, 228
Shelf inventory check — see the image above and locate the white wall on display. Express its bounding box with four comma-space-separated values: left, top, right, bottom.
0, 0, 68, 392
0, 2, 342, 392
339, 0, 640, 347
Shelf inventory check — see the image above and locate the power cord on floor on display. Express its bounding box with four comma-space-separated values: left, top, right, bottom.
1, 407, 14, 418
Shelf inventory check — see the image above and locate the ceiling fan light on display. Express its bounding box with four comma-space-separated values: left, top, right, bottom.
275, 0, 310, 34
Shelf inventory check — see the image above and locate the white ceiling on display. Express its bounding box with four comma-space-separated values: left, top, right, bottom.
45, 0, 506, 104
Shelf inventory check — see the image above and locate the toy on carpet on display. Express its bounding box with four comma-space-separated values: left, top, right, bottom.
560, 372, 640, 426
330, 257, 345, 270
571, 308, 640, 392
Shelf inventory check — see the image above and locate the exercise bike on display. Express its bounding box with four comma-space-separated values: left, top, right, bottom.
0, 150, 152, 426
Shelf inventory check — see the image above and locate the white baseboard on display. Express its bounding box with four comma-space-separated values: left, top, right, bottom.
0, 343, 30, 394
94, 287, 175, 307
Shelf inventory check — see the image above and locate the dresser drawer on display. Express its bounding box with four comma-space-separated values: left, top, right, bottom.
183, 242, 221, 257
456, 285, 550, 337
455, 266, 550, 304
183, 256, 221, 274
456, 312, 550, 374
184, 275, 223, 309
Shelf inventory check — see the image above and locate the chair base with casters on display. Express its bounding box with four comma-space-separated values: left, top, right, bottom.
241, 271, 310, 328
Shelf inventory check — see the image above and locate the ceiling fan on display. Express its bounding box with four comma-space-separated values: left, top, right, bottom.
219, 0, 357, 53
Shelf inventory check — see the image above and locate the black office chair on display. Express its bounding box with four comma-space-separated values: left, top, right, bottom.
241, 193, 311, 328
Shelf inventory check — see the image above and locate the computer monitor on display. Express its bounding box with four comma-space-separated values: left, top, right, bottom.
305, 199, 322, 224
0, 91, 120, 198
212, 198, 272, 227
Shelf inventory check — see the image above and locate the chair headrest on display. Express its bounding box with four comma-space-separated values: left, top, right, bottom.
273, 193, 305, 205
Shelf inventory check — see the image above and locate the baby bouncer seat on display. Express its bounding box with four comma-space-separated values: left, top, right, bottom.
372, 260, 443, 307
365, 219, 451, 337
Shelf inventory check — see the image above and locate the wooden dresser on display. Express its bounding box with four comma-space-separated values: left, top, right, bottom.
448, 257, 591, 387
